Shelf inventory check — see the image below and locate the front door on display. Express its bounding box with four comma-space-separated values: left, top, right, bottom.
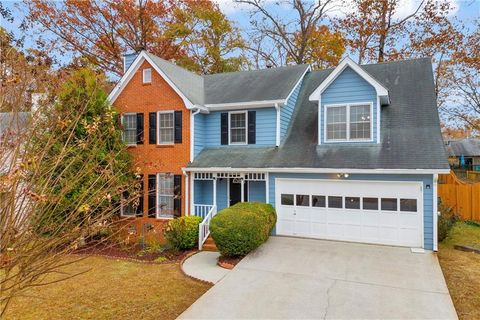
229, 178, 248, 207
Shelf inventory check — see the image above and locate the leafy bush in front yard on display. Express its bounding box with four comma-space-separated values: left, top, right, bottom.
164, 216, 202, 250
210, 202, 277, 257
438, 203, 460, 242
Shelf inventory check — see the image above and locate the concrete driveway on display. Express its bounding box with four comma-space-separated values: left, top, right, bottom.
179, 237, 457, 319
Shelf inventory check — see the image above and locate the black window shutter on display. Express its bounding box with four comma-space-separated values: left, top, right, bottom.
136, 113, 144, 144
148, 112, 157, 144
220, 112, 228, 145
147, 174, 156, 218
248, 111, 256, 144
173, 175, 182, 218
136, 175, 144, 217
174, 111, 182, 143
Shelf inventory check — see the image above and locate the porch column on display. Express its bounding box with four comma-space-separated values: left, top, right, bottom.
213, 176, 217, 209
265, 172, 270, 204
184, 172, 189, 215
240, 177, 245, 202
190, 173, 194, 216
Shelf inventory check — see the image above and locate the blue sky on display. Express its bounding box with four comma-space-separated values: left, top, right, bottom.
1, 0, 478, 65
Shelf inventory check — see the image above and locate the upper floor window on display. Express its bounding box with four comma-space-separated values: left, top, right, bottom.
143, 68, 152, 84
122, 113, 137, 145
325, 103, 371, 142
158, 112, 174, 144
229, 111, 247, 144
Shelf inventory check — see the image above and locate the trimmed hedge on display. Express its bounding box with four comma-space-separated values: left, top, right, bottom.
210, 202, 276, 257
164, 216, 202, 250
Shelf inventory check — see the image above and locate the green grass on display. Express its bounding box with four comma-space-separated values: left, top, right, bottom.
5, 256, 211, 320
438, 222, 480, 320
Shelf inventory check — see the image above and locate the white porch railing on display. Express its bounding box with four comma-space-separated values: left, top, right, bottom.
197, 205, 217, 250
193, 204, 215, 220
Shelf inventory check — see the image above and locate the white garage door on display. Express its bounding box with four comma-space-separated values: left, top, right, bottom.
275, 179, 423, 248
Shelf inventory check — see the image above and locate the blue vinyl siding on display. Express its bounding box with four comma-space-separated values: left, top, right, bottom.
320, 67, 378, 144
280, 78, 303, 143
124, 53, 138, 72
194, 180, 213, 205
266, 173, 434, 250
194, 113, 205, 158
216, 178, 228, 211
202, 108, 276, 147
248, 181, 266, 202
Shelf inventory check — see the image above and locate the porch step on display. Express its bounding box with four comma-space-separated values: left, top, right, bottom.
202, 235, 218, 252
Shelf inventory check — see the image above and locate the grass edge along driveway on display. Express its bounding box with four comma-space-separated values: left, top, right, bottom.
5, 256, 211, 320
438, 222, 480, 320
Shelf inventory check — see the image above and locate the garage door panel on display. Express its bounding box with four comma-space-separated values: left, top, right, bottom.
276, 179, 423, 248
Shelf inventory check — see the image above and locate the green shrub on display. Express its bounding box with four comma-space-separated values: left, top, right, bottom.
438, 204, 459, 242
210, 202, 276, 257
164, 216, 202, 250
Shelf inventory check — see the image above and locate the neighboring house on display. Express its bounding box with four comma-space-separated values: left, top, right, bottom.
445, 138, 480, 171
109, 51, 449, 251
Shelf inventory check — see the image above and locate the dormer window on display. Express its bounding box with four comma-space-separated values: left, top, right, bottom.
325, 103, 372, 142
143, 68, 152, 84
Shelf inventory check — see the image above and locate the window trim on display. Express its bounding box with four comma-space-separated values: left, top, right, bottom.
122, 112, 138, 146
120, 198, 137, 217
157, 173, 174, 219
228, 111, 248, 145
157, 111, 175, 145
143, 68, 152, 84
324, 102, 374, 143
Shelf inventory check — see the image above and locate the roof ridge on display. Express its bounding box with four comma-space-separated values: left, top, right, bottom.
204, 63, 310, 78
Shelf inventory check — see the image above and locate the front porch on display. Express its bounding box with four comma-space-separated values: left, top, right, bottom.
187, 171, 269, 250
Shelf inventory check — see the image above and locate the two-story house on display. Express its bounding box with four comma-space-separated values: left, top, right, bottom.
110, 51, 449, 251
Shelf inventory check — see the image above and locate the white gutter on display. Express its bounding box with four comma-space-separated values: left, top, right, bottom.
205, 99, 285, 111
182, 167, 451, 175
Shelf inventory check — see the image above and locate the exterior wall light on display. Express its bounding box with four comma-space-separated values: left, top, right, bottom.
337, 173, 350, 178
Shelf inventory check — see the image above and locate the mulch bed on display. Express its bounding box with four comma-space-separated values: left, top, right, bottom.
217, 255, 243, 269
74, 241, 193, 263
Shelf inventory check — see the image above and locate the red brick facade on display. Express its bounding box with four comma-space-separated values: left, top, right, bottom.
113, 60, 190, 243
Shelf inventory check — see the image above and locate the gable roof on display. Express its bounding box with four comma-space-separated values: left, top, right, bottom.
188, 58, 449, 171
108, 51, 310, 109
445, 139, 480, 157
309, 57, 390, 105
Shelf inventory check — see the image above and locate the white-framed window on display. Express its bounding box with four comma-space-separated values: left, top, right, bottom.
229, 111, 247, 145
157, 173, 174, 218
122, 113, 137, 145
325, 102, 372, 142
120, 199, 136, 217
158, 111, 174, 144
143, 68, 152, 84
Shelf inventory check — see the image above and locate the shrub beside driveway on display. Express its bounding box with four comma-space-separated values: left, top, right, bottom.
4, 256, 211, 320
438, 222, 480, 319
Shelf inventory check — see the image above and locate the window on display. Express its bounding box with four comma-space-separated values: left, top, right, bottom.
229, 112, 247, 144
281, 194, 294, 205
381, 198, 397, 211
296, 195, 310, 206
312, 195, 326, 207
326, 106, 347, 140
143, 68, 152, 84
122, 113, 137, 145
363, 197, 378, 210
158, 112, 174, 144
345, 197, 360, 209
325, 103, 372, 142
400, 199, 417, 212
121, 191, 137, 217
328, 196, 343, 208
158, 174, 174, 217
349, 105, 371, 140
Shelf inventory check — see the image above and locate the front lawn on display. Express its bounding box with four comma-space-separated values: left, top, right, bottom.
438, 222, 480, 320
5, 256, 211, 320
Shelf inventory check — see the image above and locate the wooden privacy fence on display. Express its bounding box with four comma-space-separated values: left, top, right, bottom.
438, 172, 480, 221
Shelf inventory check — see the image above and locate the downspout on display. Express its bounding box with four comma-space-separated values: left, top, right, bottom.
275, 103, 280, 147
433, 174, 439, 251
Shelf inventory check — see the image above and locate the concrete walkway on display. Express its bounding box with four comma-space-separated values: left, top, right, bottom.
182, 251, 230, 284
179, 237, 457, 319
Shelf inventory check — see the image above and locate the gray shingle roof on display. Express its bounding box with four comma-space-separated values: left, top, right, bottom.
204, 64, 309, 104
146, 52, 309, 105
445, 139, 480, 157
189, 58, 449, 170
